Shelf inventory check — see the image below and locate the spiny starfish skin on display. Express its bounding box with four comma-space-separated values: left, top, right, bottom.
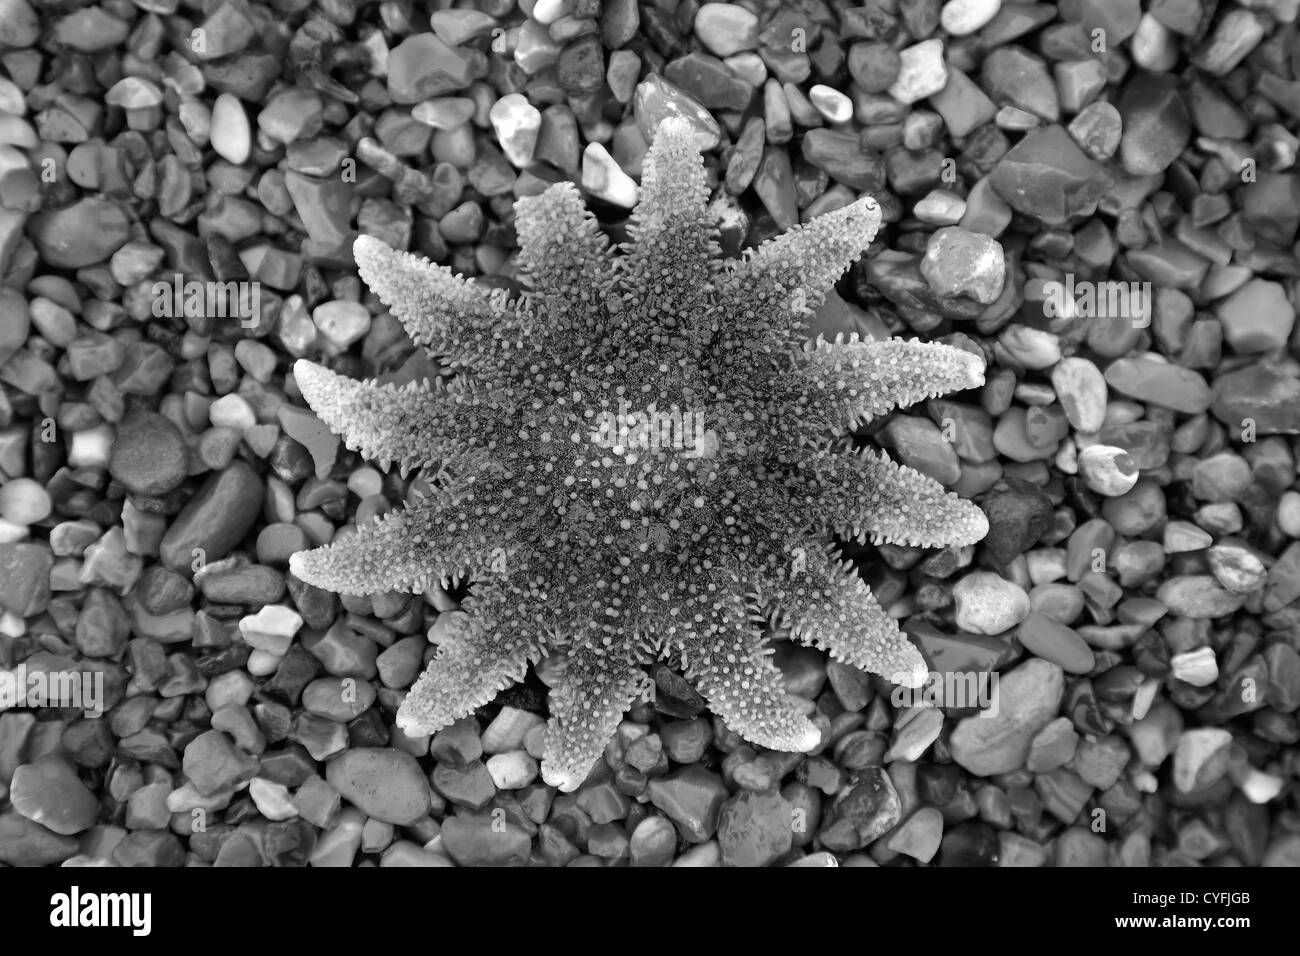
289, 118, 990, 792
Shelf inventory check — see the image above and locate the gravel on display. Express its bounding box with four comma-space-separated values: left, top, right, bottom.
0, 0, 1297, 870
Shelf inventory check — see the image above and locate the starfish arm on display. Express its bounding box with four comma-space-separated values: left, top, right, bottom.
796, 337, 986, 432
679, 595, 821, 753
732, 196, 882, 311
288, 499, 508, 595
353, 235, 515, 369
396, 606, 540, 736
541, 646, 647, 793
294, 359, 499, 472
800, 448, 990, 548
514, 182, 616, 307
620, 117, 720, 328
766, 540, 927, 687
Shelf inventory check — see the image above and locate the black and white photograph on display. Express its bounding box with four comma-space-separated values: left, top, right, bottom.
0, 0, 1295, 928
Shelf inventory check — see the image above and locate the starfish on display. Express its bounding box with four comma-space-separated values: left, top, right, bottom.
290, 118, 989, 791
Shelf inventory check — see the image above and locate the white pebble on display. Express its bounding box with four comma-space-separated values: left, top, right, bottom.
312, 300, 371, 350
246, 649, 283, 676
952, 571, 1030, 635
68, 424, 115, 469
486, 750, 539, 790
208, 393, 257, 433
888, 39, 948, 105
1050, 357, 1107, 433
0, 477, 51, 525
1170, 647, 1219, 687
239, 604, 304, 656
210, 92, 251, 165
249, 778, 299, 821
1077, 444, 1139, 497
940, 0, 1002, 36
809, 84, 853, 123
582, 142, 638, 208
489, 92, 541, 167
1277, 490, 1300, 536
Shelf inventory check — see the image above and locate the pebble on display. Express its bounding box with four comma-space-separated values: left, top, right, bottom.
182, 730, 259, 796
717, 789, 793, 867
919, 227, 1005, 305
29, 198, 131, 268
0, 811, 79, 866
312, 301, 371, 351
1016, 612, 1096, 674
159, 461, 265, 575
0, 478, 50, 526
1051, 358, 1107, 433
630, 815, 677, 867
486, 751, 539, 790
102, 410, 188, 499
1170, 647, 1219, 687
647, 766, 728, 842
952, 572, 1030, 634
990, 124, 1112, 225
489, 94, 541, 168
882, 38, 945, 106
1105, 357, 1210, 414
440, 815, 531, 867
238, 604, 303, 656
0, 0, 39, 48
693, 3, 759, 57
1207, 544, 1268, 594
1118, 74, 1191, 174
949, 659, 1065, 775
1215, 279, 1295, 354
1156, 575, 1245, 618
1077, 445, 1140, 497
887, 807, 944, 863
210, 93, 250, 166
386, 34, 477, 104
1173, 728, 1233, 792
941, 0, 1002, 35
818, 767, 901, 852
9, 757, 99, 835
326, 749, 431, 825
582, 142, 638, 208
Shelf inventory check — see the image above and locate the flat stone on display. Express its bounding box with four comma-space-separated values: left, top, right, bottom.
9, 757, 98, 834
159, 461, 265, 576
326, 748, 431, 825
29, 198, 130, 268
949, 659, 1065, 775
990, 125, 1113, 226
1105, 356, 1210, 414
